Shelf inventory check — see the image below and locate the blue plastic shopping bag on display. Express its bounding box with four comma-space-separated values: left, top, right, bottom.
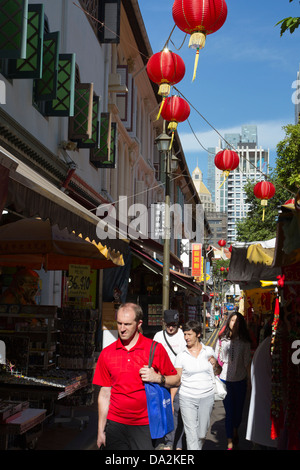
144, 342, 174, 439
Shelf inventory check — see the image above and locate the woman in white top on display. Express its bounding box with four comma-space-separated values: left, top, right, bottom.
173, 320, 221, 450
215, 312, 251, 450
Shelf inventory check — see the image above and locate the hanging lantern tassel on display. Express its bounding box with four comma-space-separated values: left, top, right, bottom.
168, 122, 178, 150
261, 199, 268, 222
189, 32, 206, 81
156, 97, 166, 121
219, 170, 230, 188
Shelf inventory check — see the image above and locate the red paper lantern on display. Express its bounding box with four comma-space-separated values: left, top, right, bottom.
172, 0, 227, 80
161, 95, 190, 148
253, 181, 276, 221
146, 49, 185, 98
215, 149, 239, 187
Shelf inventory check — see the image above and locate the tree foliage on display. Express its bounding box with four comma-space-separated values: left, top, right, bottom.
276, 0, 300, 36
236, 124, 300, 242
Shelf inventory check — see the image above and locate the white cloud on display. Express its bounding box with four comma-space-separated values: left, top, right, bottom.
178, 119, 289, 154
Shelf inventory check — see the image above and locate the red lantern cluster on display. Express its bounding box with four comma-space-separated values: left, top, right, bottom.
253, 181, 276, 221
172, 0, 228, 80
214, 149, 239, 187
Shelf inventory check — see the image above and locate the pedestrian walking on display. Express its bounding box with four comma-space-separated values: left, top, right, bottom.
215, 312, 251, 450
93, 302, 180, 450
153, 309, 186, 449
173, 320, 222, 450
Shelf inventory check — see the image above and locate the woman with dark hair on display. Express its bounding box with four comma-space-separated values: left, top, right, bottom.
215, 312, 251, 450
172, 320, 222, 450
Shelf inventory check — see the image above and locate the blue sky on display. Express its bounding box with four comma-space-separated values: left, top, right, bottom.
139, 0, 300, 183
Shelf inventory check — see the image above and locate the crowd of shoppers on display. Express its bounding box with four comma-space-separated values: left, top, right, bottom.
93, 303, 275, 451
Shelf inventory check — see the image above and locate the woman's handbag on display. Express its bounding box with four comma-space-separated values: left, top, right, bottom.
144, 341, 174, 439
214, 376, 227, 401
213, 339, 227, 400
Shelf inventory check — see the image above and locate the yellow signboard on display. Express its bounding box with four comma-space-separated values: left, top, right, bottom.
68, 264, 91, 297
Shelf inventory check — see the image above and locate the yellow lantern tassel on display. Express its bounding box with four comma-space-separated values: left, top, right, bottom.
192, 49, 200, 82
169, 131, 175, 150
155, 97, 165, 121
261, 199, 267, 222
219, 170, 230, 188
189, 32, 206, 82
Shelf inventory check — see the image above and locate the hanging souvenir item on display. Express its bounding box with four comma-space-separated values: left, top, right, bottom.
253, 181, 276, 221
214, 149, 239, 187
160, 95, 190, 149
172, 0, 227, 80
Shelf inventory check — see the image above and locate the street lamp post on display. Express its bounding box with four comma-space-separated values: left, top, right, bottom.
155, 126, 172, 313
155, 124, 179, 314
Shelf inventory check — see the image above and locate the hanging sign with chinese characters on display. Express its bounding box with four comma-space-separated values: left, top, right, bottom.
191, 243, 202, 277
68, 264, 91, 297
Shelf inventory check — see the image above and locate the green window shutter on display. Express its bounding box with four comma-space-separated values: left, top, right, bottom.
75, 95, 101, 148
98, 0, 120, 44
0, 0, 28, 59
44, 53, 76, 116
68, 82, 94, 140
6, 4, 44, 79
34, 31, 60, 101
90, 113, 117, 168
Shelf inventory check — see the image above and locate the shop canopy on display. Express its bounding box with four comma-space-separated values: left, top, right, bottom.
227, 239, 281, 290
0, 218, 122, 271
272, 204, 300, 267
0, 146, 127, 265
130, 245, 202, 295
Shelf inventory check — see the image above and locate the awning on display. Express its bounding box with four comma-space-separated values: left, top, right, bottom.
0, 146, 127, 266
227, 242, 281, 289
273, 205, 300, 267
131, 246, 202, 294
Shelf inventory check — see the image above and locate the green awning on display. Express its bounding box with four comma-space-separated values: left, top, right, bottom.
90, 113, 117, 168
75, 95, 101, 148
45, 53, 76, 116
0, 0, 28, 59
34, 31, 60, 101
68, 83, 94, 140
6, 3, 44, 79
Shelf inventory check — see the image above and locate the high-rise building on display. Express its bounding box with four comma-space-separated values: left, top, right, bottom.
214, 125, 269, 243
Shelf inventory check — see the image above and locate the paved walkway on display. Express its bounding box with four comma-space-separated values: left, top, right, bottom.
35, 324, 254, 451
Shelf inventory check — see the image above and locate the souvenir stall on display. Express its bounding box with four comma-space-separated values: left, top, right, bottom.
227, 239, 280, 349
0, 218, 121, 449
269, 203, 300, 450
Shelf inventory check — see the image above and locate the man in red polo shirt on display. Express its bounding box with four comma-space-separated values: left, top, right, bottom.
93, 302, 180, 450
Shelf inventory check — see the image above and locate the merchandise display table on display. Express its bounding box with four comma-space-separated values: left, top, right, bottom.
0, 407, 46, 449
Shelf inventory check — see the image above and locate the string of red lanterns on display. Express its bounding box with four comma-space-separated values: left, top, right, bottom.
146, 1, 278, 231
